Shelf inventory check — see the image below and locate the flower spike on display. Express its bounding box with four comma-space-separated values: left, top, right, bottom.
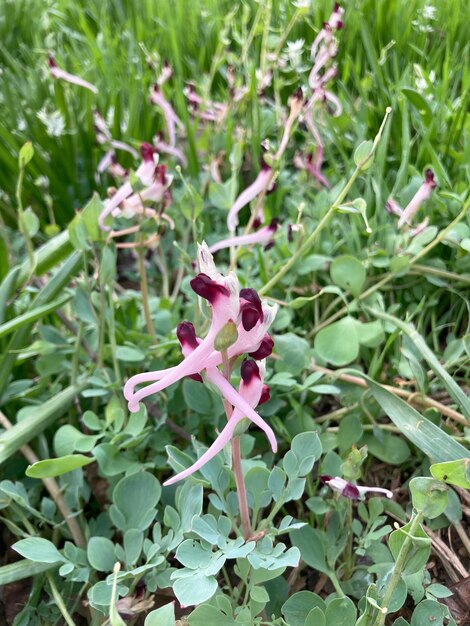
227, 162, 273, 233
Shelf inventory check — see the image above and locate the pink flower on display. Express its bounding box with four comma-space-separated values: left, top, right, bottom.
184, 83, 228, 123
150, 85, 184, 147
94, 111, 138, 180
123, 244, 279, 467
227, 162, 273, 233
294, 150, 331, 189
153, 132, 187, 167
396, 169, 437, 228
98, 143, 157, 231
157, 60, 173, 86
321, 475, 393, 500
310, 3, 344, 60
208, 219, 279, 254
48, 56, 98, 94
164, 357, 272, 486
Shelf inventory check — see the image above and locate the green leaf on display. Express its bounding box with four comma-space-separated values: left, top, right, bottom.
354, 140, 373, 170
389, 521, 431, 575
13, 538, 64, 564
291, 431, 322, 476
87, 537, 116, 572
315, 317, 359, 366
0, 294, 71, 340
145, 602, 176, 626
430, 459, 470, 489
68, 193, 104, 249
290, 526, 329, 574
176, 540, 213, 569
183, 378, 213, 414
282, 591, 326, 626
26, 454, 94, 478
365, 309, 470, 421
188, 604, 236, 626
0, 560, 56, 586
208, 180, 235, 210
355, 320, 385, 348
0, 385, 83, 466
409, 477, 448, 519
100, 246, 116, 285
115, 345, 145, 362
363, 432, 410, 465
402, 88, 433, 126
22, 208, 40, 237
274, 333, 310, 375
173, 572, 218, 606
363, 376, 469, 462
109, 471, 161, 531
19, 142, 34, 167
250, 585, 270, 604
330, 256, 366, 297
410, 599, 448, 626
306, 607, 326, 626
325, 597, 357, 626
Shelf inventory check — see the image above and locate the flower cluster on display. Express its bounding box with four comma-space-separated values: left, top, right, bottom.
98, 143, 173, 237
124, 243, 278, 485
297, 3, 344, 188
94, 110, 138, 180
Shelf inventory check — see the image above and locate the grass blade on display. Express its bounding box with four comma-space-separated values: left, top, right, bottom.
363, 375, 468, 463
0, 384, 83, 465
0, 294, 71, 340
0, 560, 57, 587
365, 308, 470, 422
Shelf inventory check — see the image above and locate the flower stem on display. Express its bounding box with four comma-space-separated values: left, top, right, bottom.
47, 572, 77, 626
16, 164, 36, 276
221, 350, 252, 540
137, 244, 157, 343
371, 512, 424, 626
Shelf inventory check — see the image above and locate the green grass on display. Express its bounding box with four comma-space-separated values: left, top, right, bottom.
1, 0, 469, 224
0, 1, 469, 623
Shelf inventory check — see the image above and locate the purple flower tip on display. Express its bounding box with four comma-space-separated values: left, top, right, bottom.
259, 384, 270, 405
240, 288, 264, 331
425, 168, 437, 188
293, 87, 303, 100
267, 181, 277, 196
155, 164, 167, 184
342, 483, 361, 500
320, 474, 332, 485
140, 143, 155, 162
336, 19, 344, 29
269, 218, 280, 231
188, 373, 204, 383
249, 333, 274, 360
334, 2, 341, 12
190, 273, 230, 303
47, 55, 57, 68
177, 321, 199, 350
240, 359, 260, 384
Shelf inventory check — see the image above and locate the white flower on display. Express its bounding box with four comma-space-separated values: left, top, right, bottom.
36, 107, 66, 137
